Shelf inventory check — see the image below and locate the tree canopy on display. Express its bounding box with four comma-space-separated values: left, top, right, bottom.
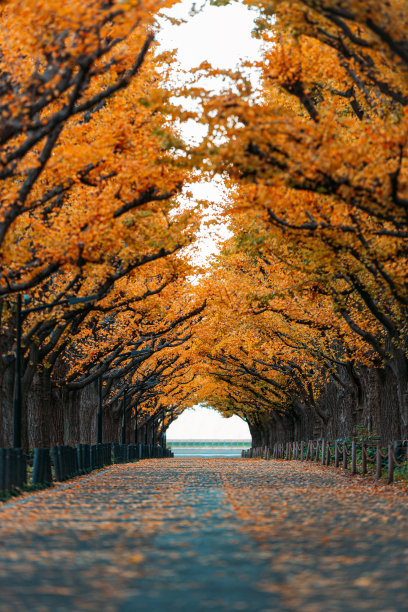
1, 0, 408, 448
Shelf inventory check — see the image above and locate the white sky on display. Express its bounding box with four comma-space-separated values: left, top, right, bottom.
157, 1, 259, 439
157, 1, 261, 70
167, 405, 251, 440
157, 0, 262, 262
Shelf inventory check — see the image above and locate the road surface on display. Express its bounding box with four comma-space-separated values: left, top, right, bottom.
0, 458, 407, 611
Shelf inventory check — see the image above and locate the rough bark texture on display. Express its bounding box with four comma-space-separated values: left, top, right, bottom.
1, 348, 406, 449
0, 364, 161, 449
248, 363, 407, 447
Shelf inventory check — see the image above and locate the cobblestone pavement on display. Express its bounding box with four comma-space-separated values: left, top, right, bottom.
0, 458, 407, 611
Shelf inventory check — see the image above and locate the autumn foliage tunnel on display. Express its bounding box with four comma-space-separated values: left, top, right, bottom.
1, 0, 408, 450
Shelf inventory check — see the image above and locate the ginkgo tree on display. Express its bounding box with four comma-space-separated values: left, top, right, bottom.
180, 0, 408, 443
0, 0, 207, 448
3, 0, 408, 450
0, 0, 168, 287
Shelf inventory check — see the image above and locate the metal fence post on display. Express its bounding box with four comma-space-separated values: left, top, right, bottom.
387, 445, 394, 484
362, 443, 367, 475
334, 442, 339, 468
351, 441, 357, 475
343, 442, 348, 470
376, 445, 382, 479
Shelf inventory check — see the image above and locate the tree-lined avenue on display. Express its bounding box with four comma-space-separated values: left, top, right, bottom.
0, 458, 407, 611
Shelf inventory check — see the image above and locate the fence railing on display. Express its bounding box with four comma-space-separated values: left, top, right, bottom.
0, 448, 27, 491
242, 439, 408, 484
0, 442, 173, 497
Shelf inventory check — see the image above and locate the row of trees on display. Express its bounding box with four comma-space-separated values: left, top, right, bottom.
183, 0, 408, 445
1, 0, 408, 450
0, 0, 204, 449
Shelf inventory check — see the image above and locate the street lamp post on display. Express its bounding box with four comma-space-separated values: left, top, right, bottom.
121, 390, 126, 445
12, 294, 22, 448
161, 411, 166, 448
97, 374, 103, 444
12, 293, 98, 448
133, 403, 138, 445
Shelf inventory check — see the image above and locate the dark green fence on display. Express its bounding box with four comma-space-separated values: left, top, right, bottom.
242, 439, 408, 484
0, 448, 27, 491
1, 443, 173, 497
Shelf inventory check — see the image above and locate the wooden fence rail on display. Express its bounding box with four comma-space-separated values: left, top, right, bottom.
242, 439, 408, 484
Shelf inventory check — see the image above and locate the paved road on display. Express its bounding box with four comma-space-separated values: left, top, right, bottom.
0, 458, 407, 611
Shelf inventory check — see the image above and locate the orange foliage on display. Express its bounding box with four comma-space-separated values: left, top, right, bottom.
179, 0, 408, 429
